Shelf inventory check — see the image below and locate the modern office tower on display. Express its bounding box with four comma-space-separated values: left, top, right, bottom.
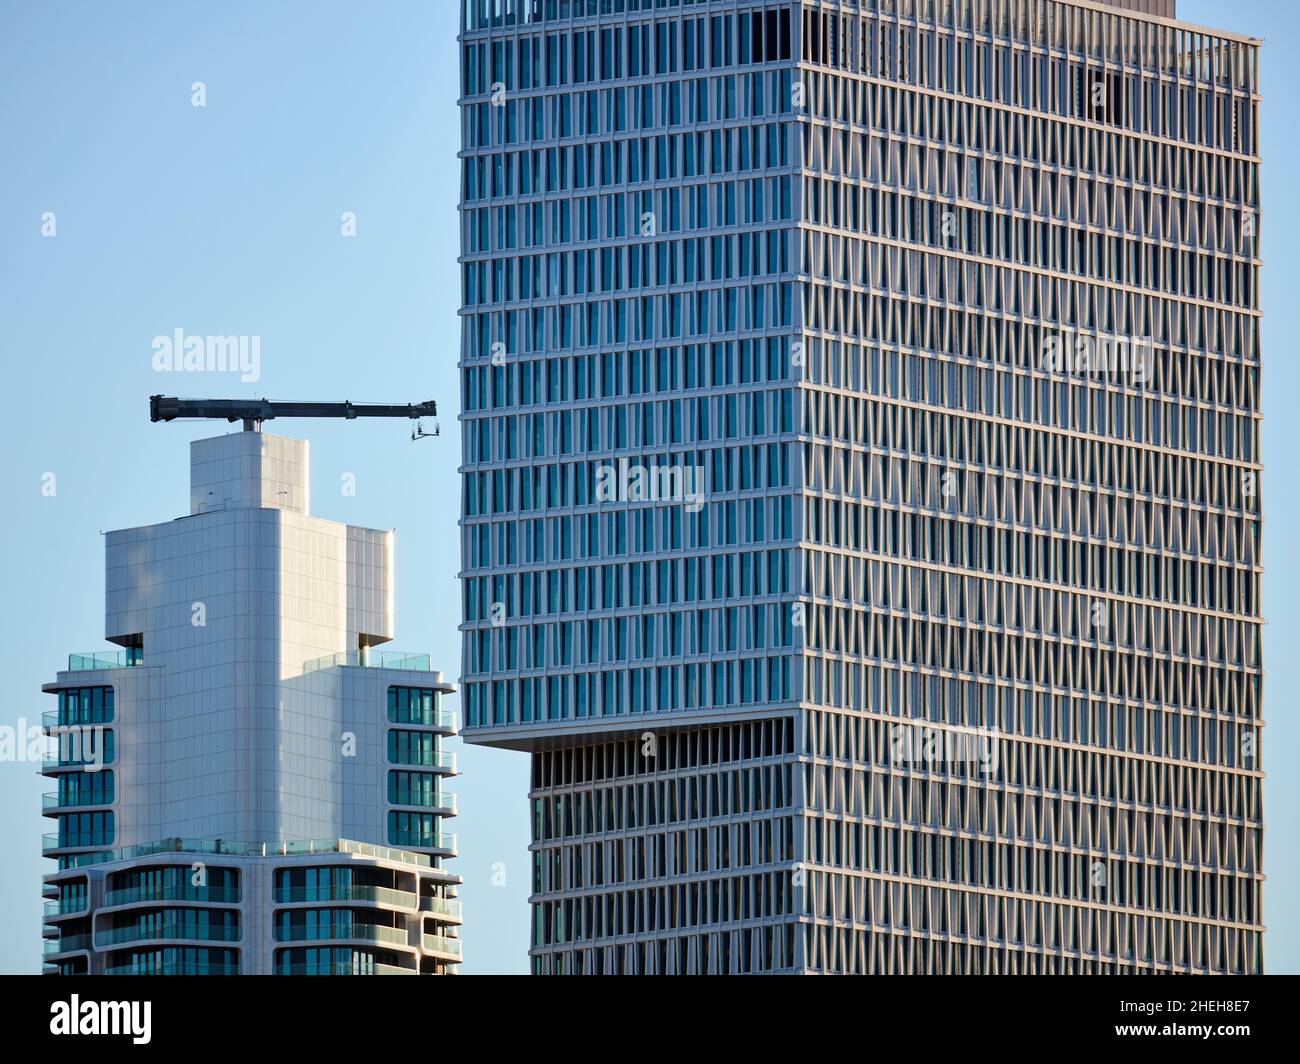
458, 0, 1262, 974
42, 429, 462, 974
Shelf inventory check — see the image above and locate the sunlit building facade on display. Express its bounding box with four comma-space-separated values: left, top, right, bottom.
42, 429, 462, 974
458, 0, 1263, 974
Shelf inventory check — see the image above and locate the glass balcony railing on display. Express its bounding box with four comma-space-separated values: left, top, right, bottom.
422, 933, 463, 959
387, 831, 457, 854
418, 895, 463, 922
388, 706, 459, 731
94, 923, 241, 947
106, 962, 239, 976
103, 885, 241, 908
387, 791, 458, 814
273, 884, 417, 908
44, 709, 115, 729
44, 898, 88, 918
41, 756, 113, 772
43, 791, 113, 810
303, 651, 438, 674
63, 836, 439, 869
43, 934, 91, 955
43, 831, 113, 850
277, 838, 437, 867
67, 650, 142, 671
41, 729, 113, 770
274, 962, 415, 976
388, 750, 458, 772
274, 922, 408, 946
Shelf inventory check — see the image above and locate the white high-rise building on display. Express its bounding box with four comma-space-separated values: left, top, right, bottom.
42, 429, 462, 975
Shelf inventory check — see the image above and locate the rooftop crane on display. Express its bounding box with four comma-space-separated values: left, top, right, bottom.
149, 395, 439, 437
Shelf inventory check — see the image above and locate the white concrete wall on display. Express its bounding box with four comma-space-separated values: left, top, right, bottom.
101, 430, 394, 844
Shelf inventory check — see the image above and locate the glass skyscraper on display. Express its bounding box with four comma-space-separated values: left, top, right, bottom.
458, 0, 1263, 974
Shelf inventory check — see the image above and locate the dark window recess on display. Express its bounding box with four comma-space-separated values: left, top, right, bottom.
749, 7, 791, 64
1086, 70, 1124, 127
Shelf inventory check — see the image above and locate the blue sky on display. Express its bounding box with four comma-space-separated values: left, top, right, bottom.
0, 0, 1294, 975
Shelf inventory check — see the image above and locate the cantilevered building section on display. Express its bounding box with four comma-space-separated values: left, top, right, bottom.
42, 430, 462, 974
458, 0, 1262, 974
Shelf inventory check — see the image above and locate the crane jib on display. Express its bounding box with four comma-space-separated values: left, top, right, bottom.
149, 395, 437, 427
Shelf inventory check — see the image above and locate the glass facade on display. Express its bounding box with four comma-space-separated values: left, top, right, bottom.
385, 687, 458, 855
44, 684, 116, 871
460, 0, 1263, 973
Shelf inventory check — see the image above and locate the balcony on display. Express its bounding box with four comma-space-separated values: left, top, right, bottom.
422, 933, 462, 960
418, 895, 463, 923
43, 791, 113, 812
43, 897, 88, 919
273, 884, 417, 909
274, 962, 416, 976
43, 934, 91, 956
66, 650, 143, 671
103, 885, 241, 908
388, 831, 457, 855
42, 709, 116, 730
387, 791, 458, 815
41, 727, 113, 771
389, 706, 459, 731
60, 836, 440, 871
303, 650, 439, 674
274, 922, 409, 947
43, 830, 113, 851
105, 962, 239, 975
389, 750, 458, 773
94, 922, 241, 948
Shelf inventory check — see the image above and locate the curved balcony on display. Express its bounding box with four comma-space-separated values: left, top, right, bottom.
43, 897, 89, 919
43, 830, 113, 854
105, 961, 239, 976
418, 895, 463, 924
102, 884, 241, 909
42, 709, 114, 730
388, 750, 458, 773
274, 922, 410, 947
95, 922, 241, 948
42, 792, 113, 814
40, 730, 114, 772
273, 884, 417, 909
57, 836, 441, 871
40, 756, 114, 774
388, 706, 458, 732
422, 933, 462, 960
273, 961, 416, 976
387, 831, 457, 857
387, 791, 458, 816
43, 934, 91, 956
